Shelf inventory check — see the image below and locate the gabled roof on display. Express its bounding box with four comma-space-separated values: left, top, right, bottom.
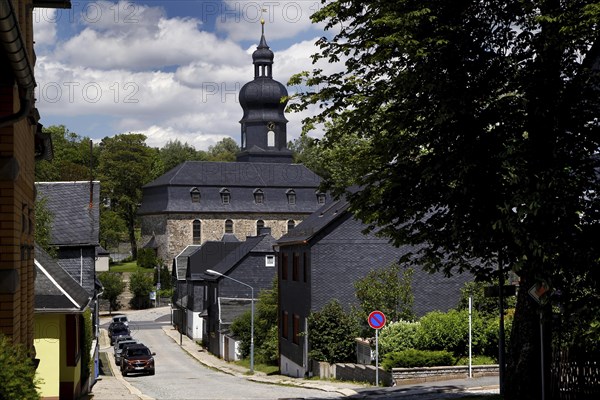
202, 234, 275, 280
187, 241, 244, 281
173, 245, 201, 281
143, 161, 321, 188
34, 244, 91, 312
35, 181, 100, 247
277, 197, 351, 245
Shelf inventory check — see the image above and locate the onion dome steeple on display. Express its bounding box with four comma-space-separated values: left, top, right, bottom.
237, 20, 292, 163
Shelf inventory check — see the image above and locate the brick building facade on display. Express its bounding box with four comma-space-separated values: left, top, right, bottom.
0, 0, 69, 349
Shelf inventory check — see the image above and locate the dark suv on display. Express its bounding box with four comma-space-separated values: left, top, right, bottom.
108, 322, 130, 345
120, 344, 155, 376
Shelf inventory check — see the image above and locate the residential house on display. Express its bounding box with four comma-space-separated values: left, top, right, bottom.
175, 229, 277, 358
138, 26, 326, 264
34, 244, 91, 400
35, 181, 103, 389
276, 197, 473, 378
0, 0, 69, 351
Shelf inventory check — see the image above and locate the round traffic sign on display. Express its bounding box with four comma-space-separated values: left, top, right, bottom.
368, 310, 386, 330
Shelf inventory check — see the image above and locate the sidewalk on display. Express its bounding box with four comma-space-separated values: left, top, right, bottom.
160, 325, 500, 398
87, 325, 151, 400
161, 326, 363, 397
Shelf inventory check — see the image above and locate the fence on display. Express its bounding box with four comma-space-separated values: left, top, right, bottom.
551, 348, 600, 400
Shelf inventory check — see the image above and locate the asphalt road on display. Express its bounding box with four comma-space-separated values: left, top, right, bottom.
105, 310, 343, 400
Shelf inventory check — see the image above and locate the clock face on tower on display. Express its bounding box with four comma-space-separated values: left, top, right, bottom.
267, 122, 275, 131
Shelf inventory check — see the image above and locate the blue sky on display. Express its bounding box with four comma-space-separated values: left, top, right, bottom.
32, 1, 339, 149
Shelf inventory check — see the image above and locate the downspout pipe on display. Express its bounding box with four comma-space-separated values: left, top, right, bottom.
0, 0, 35, 127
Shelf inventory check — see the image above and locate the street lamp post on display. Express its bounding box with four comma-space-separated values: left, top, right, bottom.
206, 269, 254, 374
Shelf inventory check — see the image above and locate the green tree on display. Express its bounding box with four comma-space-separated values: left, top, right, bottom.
158, 139, 207, 173
128, 270, 154, 309
354, 263, 415, 335
98, 271, 126, 314
378, 320, 419, 358
35, 125, 96, 182
99, 208, 127, 250
288, 134, 327, 176
0, 334, 41, 400
230, 280, 278, 364
307, 300, 358, 364
207, 137, 239, 161
98, 134, 155, 259
289, 2, 600, 397
34, 196, 55, 256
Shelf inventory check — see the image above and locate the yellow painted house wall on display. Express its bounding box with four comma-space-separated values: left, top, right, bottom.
34, 313, 62, 399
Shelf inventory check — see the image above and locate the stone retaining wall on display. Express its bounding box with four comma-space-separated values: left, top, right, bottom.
392, 365, 499, 385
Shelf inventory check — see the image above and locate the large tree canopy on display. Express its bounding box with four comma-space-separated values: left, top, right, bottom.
289, 1, 600, 398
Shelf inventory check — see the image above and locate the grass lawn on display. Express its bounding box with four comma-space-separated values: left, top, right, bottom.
233, 359, 279, 375
110, 261, 142, 273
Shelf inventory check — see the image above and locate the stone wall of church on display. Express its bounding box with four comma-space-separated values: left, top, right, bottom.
141, 213, 308, 263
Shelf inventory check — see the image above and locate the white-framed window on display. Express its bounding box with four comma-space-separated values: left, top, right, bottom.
220, 188, 230, 205
286, 189, 296, 205
190, 187, 201, 203
254, 189, 264, 204
316, 192, 326, 204
265, 255, 275, 267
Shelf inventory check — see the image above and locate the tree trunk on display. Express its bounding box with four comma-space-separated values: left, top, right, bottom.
505, 273, 551, 400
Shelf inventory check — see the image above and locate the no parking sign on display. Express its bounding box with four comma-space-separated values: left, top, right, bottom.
368, 311, 386, 386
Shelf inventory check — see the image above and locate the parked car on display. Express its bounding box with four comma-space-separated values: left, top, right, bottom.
114, 339, 138, 365
120, 344, 155, 376
108, 322, 130, 345
112, 314, 129, 326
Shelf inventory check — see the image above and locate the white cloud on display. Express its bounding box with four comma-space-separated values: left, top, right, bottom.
32, 8, 57, 46
32, 1, 339, 151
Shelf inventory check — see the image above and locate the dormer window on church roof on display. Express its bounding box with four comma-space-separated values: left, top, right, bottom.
286, 189, 296, 205
190, 187, 201, 203
317, 192, 326, 205
254, 189, 264, 204
220, 188, 231, 205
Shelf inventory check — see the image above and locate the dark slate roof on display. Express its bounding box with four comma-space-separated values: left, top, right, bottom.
35, 181, 100, 246
96, 245, 109, 256
218, 297, 252, 324
202, 234, 275, 280
144, 161, 321, 188
34, 244, 91, 312
187, 241, 244, 280
138, 161, 325, 215
277, 197, 351, 245
173, 245, 201, 281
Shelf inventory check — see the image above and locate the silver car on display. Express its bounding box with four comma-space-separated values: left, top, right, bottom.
114, 339, 138, 365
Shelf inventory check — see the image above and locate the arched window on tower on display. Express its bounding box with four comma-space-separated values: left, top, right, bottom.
256, 220, 265, 235
267, 122, 275, 147
193, 220, 201, 244
225, 219, 234, 234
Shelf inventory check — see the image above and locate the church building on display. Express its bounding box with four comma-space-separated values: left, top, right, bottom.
138, 24, 326, 263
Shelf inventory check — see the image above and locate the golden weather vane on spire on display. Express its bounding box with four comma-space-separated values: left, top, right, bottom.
260, 7, 267, 34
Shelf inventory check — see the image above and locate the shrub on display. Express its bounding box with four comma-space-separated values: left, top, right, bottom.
0, 334, 41, 400
382, 349, 454, 370
136, 248, 158, 269
378, 320, 419, 358
308, 300, 359, 364
415, 309, 488, 357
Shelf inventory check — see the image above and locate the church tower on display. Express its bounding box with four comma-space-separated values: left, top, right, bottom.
237, 21, 293, 163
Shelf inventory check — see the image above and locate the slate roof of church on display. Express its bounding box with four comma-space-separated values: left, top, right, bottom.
35, 181, 100, 247
138, 161, 324, 215
173, 245, 201, 281
34, 244, 91, 312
